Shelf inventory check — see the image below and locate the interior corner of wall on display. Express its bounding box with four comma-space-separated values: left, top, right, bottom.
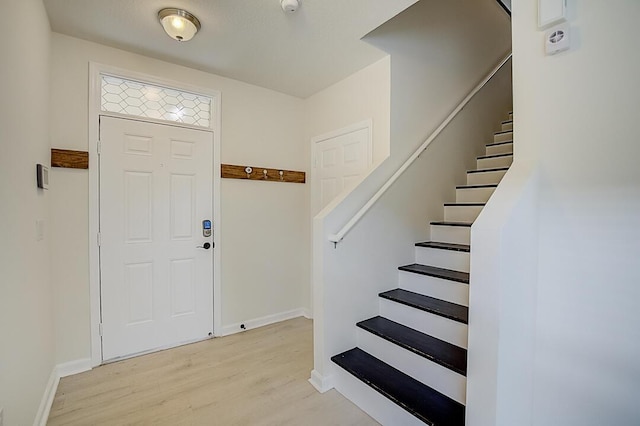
33, 366, 59, 426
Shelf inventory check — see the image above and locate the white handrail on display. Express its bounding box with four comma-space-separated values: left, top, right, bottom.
328, 52, 512, 244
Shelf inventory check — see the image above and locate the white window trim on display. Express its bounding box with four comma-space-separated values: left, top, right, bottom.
88, 62, 223, 367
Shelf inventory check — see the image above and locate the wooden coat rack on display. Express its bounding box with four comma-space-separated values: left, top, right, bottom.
221, 164, 305, 184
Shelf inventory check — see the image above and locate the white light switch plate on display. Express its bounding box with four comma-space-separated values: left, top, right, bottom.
539, 0, 567, 29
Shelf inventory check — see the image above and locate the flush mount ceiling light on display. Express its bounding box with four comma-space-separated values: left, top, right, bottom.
158, 8, 201, 42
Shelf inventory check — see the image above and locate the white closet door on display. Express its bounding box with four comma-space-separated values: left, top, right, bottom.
315, 126, 371, 211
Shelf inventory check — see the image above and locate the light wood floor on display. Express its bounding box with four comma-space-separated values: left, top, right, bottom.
48, 317, 377, 425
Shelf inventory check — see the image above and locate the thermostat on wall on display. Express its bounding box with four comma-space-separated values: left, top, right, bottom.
36, 164, 49, 190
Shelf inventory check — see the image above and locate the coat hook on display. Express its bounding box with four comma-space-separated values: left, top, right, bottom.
279, 170, 284, 181
245, 166, 253, 178
263, 169, 268, 179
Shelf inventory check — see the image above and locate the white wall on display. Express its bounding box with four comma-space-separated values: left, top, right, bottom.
468, 1, 640, 424
304, 56, 392, 310
467, 162, 540, 425
312, 0, 512, 386
0, 0, 55, 424
49, 33, 308, 363
305, 56, 391, 167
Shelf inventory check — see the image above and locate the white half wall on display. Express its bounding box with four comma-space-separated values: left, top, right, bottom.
311, 0, 512, 384
0, 0, 55, 424
49, 33, 308, 364
468, 1, 640, 424
467, 162, 540, 425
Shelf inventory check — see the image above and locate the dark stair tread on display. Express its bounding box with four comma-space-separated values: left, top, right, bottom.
379, 288, 468, 323
357, 316, 467, 375
331, 348, 465, 425
467, 167, 509, 174
501, 119, 513, 124
486, 140, 513, 147
430, 221, 472, 227
443, 203, 485, 207
415, 242, 470, 253
399, 264, 469, 283
494, 129, 513, 135
456, 184, 498, 189
477, 153, 513, 159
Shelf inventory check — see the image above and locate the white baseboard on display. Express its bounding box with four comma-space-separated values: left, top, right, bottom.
33, 358, 93, 426
33, 369, 59, 426
301, 307, 313, 319
220, 308, 311, 336
308, 369, 334, 393
57, 358, 92, 378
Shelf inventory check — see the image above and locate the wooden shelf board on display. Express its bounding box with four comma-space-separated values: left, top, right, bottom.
221, 164, 305, 183
51, 149, 89, 169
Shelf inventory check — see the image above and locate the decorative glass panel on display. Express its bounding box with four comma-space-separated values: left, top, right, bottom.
101, 75, 211, 128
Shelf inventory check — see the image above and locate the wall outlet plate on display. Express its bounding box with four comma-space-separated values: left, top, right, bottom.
545, 24, 570, 55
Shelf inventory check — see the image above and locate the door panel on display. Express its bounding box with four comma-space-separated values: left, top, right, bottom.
314, 127, 371, 212
170, 174, 195, 239
100, 116, 213, 361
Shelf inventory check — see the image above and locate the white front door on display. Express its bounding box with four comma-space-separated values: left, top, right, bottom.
313, 125, 372, 214
99, 116, 214, 361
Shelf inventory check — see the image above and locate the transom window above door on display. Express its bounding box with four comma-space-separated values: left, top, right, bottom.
100, 75, 212, 128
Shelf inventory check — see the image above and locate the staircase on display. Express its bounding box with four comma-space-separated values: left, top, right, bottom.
331, 112, 514, 425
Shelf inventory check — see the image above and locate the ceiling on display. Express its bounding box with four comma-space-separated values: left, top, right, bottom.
43, 0, 418, 98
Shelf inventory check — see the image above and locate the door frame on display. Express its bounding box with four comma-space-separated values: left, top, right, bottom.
88, 63, 222, 367
310, 119, 373, 216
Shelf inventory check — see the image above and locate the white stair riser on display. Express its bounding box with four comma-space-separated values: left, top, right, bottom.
456, 186, 495, 203
356, 329, 466, 405
509, 112, 513, 120
477, 155, 513, 170
415, 246, 470, 272
334, 368, 426, 426
493, 131, 512, 143
467, 169, 507, 185
398, 271, 469, 307
501, 121, 513, 131
379, 299, 468, 348
444, 205, 484, 223
430, 225, 470, 245
486, 142, 513, 156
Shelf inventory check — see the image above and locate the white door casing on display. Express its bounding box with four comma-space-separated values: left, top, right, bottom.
99, 116, 213, 361
312, 120, 373, 215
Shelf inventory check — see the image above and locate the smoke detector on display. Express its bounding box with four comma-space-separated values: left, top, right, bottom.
281, 0, 300, 13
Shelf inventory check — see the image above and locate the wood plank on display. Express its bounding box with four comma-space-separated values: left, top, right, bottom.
51, 149, 89, 169
47, 318, 377, 426
221, 163, 305, 183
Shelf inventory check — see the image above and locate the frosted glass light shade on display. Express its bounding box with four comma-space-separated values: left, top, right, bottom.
158, 8, 201, 42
